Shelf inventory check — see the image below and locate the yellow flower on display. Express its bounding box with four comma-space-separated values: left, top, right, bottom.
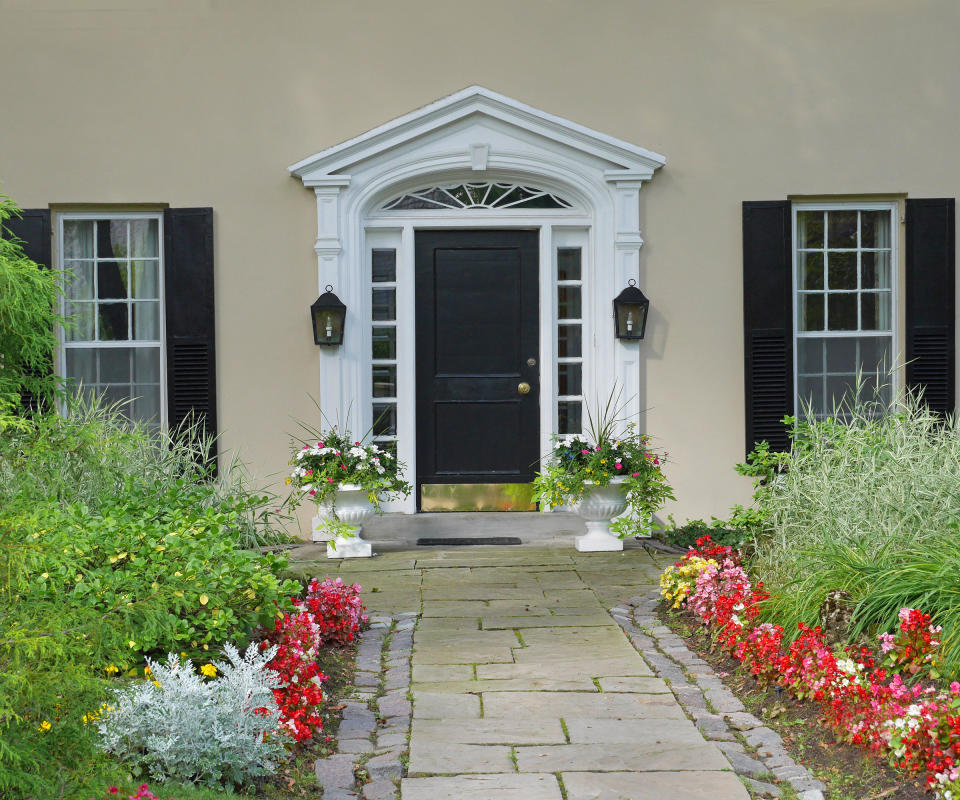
199, 594, 209, 606
152, 680, 162, 689
143, 666, 152, 676
200, 663, 217, 677
104, 664, 119, 675
38, 720, 51, 732
128, 640, 137, 649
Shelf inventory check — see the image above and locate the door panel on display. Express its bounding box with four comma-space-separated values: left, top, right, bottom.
416, 230, 539, 499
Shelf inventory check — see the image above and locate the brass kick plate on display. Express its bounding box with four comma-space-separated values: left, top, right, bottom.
420, 483, 537, 512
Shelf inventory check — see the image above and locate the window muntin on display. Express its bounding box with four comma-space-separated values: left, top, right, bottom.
556, 247, 583, 433
793, 204, 896, 417
60, 215, 164, 428
371, 248, 398, 454
382, 182, 572, 211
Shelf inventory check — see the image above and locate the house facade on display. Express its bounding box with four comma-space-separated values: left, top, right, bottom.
1, 0, 956, 532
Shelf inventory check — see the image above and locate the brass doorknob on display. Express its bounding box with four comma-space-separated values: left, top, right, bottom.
518, 382, 531, 395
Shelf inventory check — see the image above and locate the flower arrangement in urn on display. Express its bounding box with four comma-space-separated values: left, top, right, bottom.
533, 391, 674, 551
286, 425, 410, 557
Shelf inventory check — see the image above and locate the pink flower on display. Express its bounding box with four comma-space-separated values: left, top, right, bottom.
309, 489, 315, 496
354, 441, 361, 446
340, 464, 347, 470
306, 469, 313, 476
581, 449, 590, 455
951, 681, 960, 695
631, 472, 640, 478
302, 445, 308, 450
653, 458, 660, 466
109, 788, 119, 795
878, 632, 896, 653
615, 463, 623, 470
326, 477, 334, 483
595, 446, 601, 451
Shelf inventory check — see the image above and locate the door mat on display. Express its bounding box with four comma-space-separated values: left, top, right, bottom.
416, 537, 522, 546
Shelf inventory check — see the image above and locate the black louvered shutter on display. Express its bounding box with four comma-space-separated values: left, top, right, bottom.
905, 198, 955, 416
743, 201, 793, 456
3, 209, 52, 411
163, 208, 217, 467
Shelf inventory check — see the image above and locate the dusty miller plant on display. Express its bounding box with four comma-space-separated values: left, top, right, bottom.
96, 643, 287, 786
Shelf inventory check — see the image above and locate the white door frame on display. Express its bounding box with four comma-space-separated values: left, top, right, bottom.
289, 87, 665, 513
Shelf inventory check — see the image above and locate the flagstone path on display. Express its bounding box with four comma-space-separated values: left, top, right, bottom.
299, 545, 751, 800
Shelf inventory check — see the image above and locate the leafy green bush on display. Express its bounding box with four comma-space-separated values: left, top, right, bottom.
0, 193, 67, 409
0, 399, 300, 797
752, 391, 960, 676
657, 516, 750, 550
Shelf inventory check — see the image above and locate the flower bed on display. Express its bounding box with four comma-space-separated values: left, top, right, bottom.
660, 536, 960, 799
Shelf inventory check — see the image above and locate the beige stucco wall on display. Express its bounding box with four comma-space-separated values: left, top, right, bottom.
2, 0, 958, 534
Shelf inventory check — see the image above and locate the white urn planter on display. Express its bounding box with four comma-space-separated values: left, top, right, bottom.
311, 484, 375, 558
573, 478, 630, 552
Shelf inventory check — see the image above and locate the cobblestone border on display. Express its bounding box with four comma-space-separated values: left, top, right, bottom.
612, 589, 827, 800
313, 611, 417, 800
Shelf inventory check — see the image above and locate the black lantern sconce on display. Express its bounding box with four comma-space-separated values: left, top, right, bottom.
613, 279, 650, 340
311, 285, 346, 346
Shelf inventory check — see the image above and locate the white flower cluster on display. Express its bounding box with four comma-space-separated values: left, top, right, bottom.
96, 643, 286, 786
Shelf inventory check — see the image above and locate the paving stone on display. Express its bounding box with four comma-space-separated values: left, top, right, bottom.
376, 732, 407, 750
565, 717, 703, 744
412, 664, 474, 682
354, 671, 380, 688
743, 777, 783, 797
516, 741, 729, 772
724, 711, 764, 731
314, 753, 356, 789
788, 776, 826, 792
724, 748, 770, 778
483, 691, 686, 720
408, 741, 513, 774
362, 778, 397, 800
596, 676, 670, 693
412, 717, 566, 745
338, 737, 375, 755
321, 790, 359, 800
412, 691, 481, 719
560, 770, 751, 799
365, 752, 403, 781
356, 655, 382, 671
400, 773, 563, 800
773, 765, 809, 780
377, 696, 412, 718
797, 791, 825, 800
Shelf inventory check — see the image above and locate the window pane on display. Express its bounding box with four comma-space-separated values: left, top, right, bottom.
103, 384, 132, 414
861, 251, 891, 289
132, 388, 160, 426
827, 251, 856, 290
558, 363, 582, 396
97, 261, 129, 299
372, 288, 396, 321
861, 210, 891, 249
98, 303, 129, 341
826, 374, 858, 410
798, 294, 824, 331
558, 401, 582, 434
372, 403, 397, 436
859, 336, 891, 373
132, 261, 159, 299
825, 337, 857, 373
372, 249, 396, 283
134, 348, 161, 383
827, 293, 857, 330
97, 219, 128, 259
372, 365, 397, 398
558, 286, 581, 319
99, 348, 132, 383
132, 302, 160, 340
63, 220, 94, 258
797, 211, 824, 249
64, 260, 94, 300
558, 324, 582, 358
65, 348, 97, 386
797, 338, 823, 374
129, 219, 158, 258
799, 252, 824, 290
797, 375, 825, 417
827, 210, 857, 248
65, 302, 94, 341
861, 292, 891, 331
557, 248, 581, 281
372, 326, 396, 360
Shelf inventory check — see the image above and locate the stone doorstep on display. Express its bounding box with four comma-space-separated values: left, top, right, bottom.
400, 773, 564, 800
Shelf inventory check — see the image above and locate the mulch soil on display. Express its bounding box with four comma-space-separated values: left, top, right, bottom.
664, 610, 928, 800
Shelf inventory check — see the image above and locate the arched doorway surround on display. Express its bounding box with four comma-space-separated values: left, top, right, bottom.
290, 87, 665, 513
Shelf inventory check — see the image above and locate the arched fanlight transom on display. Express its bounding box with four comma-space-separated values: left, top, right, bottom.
381, 182, 573, 211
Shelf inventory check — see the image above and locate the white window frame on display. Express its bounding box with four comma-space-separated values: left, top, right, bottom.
791, 201, 899, 418
56, 211, 168, 430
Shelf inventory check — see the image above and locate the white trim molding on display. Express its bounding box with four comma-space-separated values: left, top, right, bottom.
290, 86, 665, 512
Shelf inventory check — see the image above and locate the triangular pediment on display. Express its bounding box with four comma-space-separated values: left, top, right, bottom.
289, 86, 665, 182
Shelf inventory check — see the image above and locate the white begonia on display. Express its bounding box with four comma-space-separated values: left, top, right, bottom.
296, 451, 305, 461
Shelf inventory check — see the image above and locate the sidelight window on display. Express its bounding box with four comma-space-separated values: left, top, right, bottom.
793, 203, 896, 417
371, 248, 398, 454
556, 247, 583, 433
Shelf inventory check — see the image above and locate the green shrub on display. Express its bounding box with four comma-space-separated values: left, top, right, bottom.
752, 391, 960, 676
657, 517, 750, 550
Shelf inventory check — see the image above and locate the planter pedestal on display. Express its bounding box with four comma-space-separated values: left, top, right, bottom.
573, 479, 629, 552
311, 484, 375, 558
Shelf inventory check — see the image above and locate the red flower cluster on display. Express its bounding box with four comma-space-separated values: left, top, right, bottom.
666, 538, 960, 798
90, 785, 175, 800
258, 577, 367, 742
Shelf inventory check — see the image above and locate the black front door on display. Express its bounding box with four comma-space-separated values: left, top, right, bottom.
415, 230, 540, 504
